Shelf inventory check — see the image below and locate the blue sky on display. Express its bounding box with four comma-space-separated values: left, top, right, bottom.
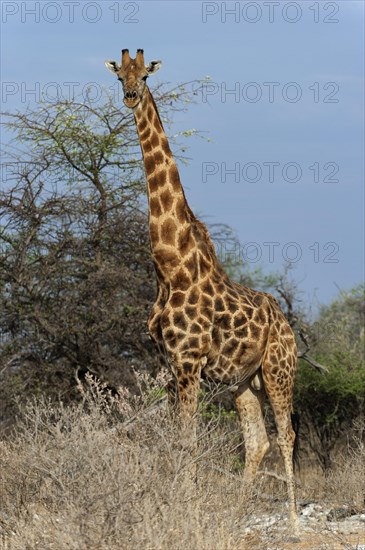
1, 1, 364, 311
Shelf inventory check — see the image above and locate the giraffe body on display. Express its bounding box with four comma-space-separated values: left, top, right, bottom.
106, 50, 299, 533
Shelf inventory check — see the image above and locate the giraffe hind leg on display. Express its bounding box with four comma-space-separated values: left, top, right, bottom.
262, 357, 299, 535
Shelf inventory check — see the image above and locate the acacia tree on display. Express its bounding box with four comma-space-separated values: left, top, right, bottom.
0, 82, 206, 427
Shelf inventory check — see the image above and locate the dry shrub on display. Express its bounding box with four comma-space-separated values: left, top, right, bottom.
0, 374, 265, 549
2, 375, 364, 549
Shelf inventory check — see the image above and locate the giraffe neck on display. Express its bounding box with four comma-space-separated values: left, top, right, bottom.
134, 87, 191, 221
134, 87, 217, 283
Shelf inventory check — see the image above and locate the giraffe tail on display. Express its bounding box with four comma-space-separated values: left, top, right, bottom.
291, 411, 300, 471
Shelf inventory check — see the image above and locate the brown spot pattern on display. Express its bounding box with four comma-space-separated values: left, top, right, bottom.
149, 197, 162, 217
170, 291, 185, 308
160, 190, 174, 212
175, 199, 187, 224
169, 165, 181, 191
151, 133, 159, 148
172, 269, 191, 290
178, 225, 193, 255
161, 218, 176, 245
154, 151, 164, 165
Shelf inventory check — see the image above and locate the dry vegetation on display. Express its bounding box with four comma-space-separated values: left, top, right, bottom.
1, 374, 364, 550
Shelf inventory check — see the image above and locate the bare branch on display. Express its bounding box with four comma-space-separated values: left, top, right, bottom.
297, 352, 329, 374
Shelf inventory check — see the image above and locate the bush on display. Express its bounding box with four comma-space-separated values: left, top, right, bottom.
0, 82, 205, 428
295, 285, 365, 468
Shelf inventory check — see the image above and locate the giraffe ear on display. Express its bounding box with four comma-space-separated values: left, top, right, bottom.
146, 60, 162, 75
105, 60, 120, 74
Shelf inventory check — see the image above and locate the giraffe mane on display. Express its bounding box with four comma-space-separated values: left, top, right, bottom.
187, 207, 218, 261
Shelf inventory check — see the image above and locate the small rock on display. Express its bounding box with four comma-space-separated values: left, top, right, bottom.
327, 506, 359, 521
300, 502, 323, 517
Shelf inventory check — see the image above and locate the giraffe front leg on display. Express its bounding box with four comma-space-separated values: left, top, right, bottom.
233, 377, 270, 499
161, 307, 209, 486
174, 360, 201, 453
163, 351, 203, 487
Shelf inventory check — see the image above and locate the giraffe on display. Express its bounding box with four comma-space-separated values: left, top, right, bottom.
105, 49, 299, 532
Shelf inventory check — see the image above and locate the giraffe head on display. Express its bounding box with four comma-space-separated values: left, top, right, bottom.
105, 49, 161, 109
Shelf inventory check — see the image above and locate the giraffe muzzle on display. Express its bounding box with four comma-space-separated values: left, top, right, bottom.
123, 90, 140, 109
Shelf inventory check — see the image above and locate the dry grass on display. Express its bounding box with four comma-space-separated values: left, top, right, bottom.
295, 418, 365, 511
324, 421, 365, 511
1, 375, 364, 550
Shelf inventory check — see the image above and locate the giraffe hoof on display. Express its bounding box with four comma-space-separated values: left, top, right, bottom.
287, 520, 301, 542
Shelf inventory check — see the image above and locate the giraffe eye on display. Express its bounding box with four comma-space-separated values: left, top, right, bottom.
142, 75, 148, 82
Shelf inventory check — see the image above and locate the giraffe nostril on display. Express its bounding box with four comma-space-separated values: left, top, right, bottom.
125, 91, 138, 100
